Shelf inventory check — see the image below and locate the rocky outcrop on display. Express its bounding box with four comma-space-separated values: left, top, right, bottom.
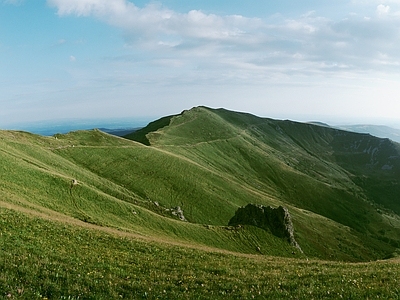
229, 204, 302, 252
165, 206, 186, 221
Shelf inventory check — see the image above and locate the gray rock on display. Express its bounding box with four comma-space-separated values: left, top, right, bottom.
171, 206, 186, 221
229, 204, 302, 252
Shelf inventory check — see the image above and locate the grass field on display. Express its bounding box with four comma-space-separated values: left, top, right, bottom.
1, 208, 399, 299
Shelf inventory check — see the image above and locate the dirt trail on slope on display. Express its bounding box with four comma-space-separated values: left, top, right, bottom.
0, 200, 264, 260
1, 200, 399, 265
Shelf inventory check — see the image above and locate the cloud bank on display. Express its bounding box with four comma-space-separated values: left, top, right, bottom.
47, 0, 400, 81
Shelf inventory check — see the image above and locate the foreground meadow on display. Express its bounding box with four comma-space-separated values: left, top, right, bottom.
1, 208, 399, 299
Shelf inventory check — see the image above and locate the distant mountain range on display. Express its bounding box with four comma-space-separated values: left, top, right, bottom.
4, 118, 149, 136
308, 121, 400, 143
336, 124, 400, 143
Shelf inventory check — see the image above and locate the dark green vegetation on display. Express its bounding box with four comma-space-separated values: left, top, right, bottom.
128, 106, 400, 258
1, 106, 400, 298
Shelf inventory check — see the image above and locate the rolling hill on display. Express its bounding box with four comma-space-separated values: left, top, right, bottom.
1, 106, 400, 298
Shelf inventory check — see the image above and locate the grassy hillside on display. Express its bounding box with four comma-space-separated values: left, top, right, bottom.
0, 130, 303, 258
1, 208, 399, 299
127, 106, 400, 258
1, 106, 400, 297
1, 108, 400, 262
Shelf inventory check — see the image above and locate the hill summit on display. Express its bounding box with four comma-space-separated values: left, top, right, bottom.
126, 106, 400, 260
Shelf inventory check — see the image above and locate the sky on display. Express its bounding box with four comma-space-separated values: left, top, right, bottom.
1, 0, 400, 129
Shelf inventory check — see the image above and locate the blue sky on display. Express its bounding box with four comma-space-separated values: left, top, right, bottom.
1, 0, 400, 128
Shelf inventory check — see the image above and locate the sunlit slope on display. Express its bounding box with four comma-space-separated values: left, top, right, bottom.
0, 130, 303, 258
1, 105, 400, 261
0, 129, 387, 261
126, 106, 400, 257
54, 132, 394, 261
52, 128, 397, 261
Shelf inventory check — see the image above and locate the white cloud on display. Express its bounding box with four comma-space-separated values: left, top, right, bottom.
47, 0, 400, 80
47, 0, 263, 43
377, 4, 391, 15
47, 0, 125, 16
69, 55, 76, 62
352, 0, 400, 4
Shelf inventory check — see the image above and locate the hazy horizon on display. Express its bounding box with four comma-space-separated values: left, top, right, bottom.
3, 106, 400, 138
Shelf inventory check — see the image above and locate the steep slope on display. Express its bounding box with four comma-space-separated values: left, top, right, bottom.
0, 129, 302, 258
126, 106, 400, 258
0, 128, 385, 261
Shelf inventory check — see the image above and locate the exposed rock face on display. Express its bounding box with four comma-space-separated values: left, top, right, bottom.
229, 204, 302, 252
171, 206, 186, 221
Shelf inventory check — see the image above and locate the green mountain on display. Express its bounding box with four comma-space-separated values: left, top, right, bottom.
127, 106, 400, 257
1, 106, 400, 298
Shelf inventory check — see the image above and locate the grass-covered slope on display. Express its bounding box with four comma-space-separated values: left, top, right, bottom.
1, 208, 399, 299
126, 106, 400, 259
0, 129, 365, 260
0, 130, 302, 258
1, 107, 400, 297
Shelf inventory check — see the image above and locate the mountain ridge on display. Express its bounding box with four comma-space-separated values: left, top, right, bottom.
126, 106, 400, 257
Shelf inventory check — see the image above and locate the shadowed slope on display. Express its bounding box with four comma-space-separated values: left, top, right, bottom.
125, 115, 173, 145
